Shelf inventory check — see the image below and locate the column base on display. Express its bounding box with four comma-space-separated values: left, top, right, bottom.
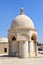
29, 53, 37, 57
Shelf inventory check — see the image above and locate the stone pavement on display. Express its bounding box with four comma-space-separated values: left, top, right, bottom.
0, 57, 43, 65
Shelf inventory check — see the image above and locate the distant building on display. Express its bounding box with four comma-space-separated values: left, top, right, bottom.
0, 38, 8, 56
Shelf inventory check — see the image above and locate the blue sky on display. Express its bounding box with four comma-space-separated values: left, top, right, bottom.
0, 0, 43, 43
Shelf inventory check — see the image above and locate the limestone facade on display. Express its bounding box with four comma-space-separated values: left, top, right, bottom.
8, 8, 38, 58
0, 38, 8, 56
0, 8, 38, 58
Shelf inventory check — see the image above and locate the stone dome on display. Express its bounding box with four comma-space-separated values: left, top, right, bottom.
0, 38, 8, 42
11, 8, 34, 29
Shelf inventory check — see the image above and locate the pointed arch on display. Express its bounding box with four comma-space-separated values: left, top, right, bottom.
8, 33, 16, 41
31, 33, 37, 43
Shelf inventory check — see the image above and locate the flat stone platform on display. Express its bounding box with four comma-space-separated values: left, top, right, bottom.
0, 52, 43, 65
0, 57, 43, 65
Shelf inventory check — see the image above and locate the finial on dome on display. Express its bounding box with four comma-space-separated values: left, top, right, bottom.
20, 7, 24, 15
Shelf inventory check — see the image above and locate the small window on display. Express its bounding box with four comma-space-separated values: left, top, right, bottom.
4, 48, 7, 53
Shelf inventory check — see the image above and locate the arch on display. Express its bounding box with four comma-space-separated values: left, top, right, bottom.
31, 33, 37, 43
12, 36, 16, 41
31, 33, 37, 56
8, 33, 16, 41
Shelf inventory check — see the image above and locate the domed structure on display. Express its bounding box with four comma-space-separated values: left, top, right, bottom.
0, 38, 8, 42
11, 8, 34, 29
8, 8, 38, 58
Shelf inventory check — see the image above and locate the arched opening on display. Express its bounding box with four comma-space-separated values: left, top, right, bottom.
12, 36, 16, 41
31, 33, 37, 56
9, 36, 17, 56
31, 34, 37, 43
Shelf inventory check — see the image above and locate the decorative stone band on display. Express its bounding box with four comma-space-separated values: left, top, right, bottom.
8, 28, 37, 32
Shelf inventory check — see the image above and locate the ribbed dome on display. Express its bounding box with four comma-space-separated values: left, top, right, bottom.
11, 8, 34, 29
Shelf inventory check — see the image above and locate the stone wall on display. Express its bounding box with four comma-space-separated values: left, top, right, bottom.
0, 42, 8, 56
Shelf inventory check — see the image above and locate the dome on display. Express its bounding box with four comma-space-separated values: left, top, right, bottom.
11, 8, 34, 29
0, 38, 8, 42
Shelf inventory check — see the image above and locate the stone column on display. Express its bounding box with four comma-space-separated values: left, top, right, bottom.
19, 41, 28, 58
30, 40, 34, 57
35, 43, 37, 56
8, 41, 11, 56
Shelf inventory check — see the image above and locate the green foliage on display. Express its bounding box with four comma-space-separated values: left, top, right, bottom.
37, 42, 42, 46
